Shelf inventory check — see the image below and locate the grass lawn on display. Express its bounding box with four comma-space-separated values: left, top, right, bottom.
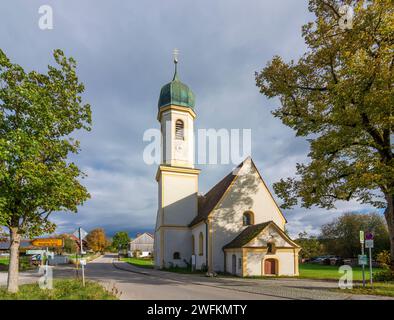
337, 282, 394, 297
0, 256, 35, 272
299, 263, 378, 281
121, 257, 154, 269
0, 279, 118, 300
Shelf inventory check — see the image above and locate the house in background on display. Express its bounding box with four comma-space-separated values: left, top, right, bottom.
128, 232, 154, 258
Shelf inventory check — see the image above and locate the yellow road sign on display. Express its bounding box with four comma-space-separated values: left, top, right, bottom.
31, 238, 63, 247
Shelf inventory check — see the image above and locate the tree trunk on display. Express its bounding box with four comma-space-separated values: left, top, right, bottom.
384, 194, 394, 270
7, 227, 21, 293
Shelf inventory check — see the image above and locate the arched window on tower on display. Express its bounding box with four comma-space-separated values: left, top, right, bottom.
175, 119, 184, 140
199, 232, 204, 256
243, 211, 254, 226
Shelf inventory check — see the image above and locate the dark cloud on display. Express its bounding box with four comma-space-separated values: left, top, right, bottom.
0, 0, 375, 237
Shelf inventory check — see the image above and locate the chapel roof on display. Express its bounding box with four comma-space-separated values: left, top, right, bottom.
223, 221, 300, 249
188, 160, 243, 227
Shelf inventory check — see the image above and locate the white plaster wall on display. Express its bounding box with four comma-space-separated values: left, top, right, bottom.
246, 251, 296, 276
160, 109, 194, 168
163, 228, 192, 268
191, 223, 206, 270
210, 159, 286, 272
162, 172, 198, 226
225, 251, 243, 276
154, 230, 161, 267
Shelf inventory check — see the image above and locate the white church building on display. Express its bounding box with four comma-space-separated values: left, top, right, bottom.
153, 58, 300, 277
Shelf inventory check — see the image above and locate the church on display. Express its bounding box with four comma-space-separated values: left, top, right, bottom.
153, 57, 300, 277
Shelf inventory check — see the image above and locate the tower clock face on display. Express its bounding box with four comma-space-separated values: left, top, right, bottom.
174, 140, 186, 158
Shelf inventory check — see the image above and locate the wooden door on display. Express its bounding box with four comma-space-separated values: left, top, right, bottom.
264, 259, 276, 275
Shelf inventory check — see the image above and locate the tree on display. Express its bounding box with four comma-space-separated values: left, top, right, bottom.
0, 49, 91, 292
112, 231, 130, 251
255, 0, 394, 268
60, 234, 78, 254
295, 232, 325, 259
86, 228, 107, 253
320, 212, 390, 258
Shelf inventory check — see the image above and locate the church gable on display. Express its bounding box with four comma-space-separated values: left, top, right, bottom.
223, 221, 299, 249
210, 157, 286, 230
246, 223, 298, 248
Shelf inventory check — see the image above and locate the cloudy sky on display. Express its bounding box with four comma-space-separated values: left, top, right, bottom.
1, 0, 375, 237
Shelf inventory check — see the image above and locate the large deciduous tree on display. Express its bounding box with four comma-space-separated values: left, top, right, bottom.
86, 228, 107, 253
320, 212, 390, 258
112, 231, 130, 251
0, 49, 91, 292
255, 0, 394, 267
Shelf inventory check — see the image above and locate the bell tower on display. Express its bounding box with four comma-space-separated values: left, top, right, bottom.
154, 51, 200, 269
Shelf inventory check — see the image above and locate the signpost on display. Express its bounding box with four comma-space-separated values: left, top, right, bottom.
31, 238, 63, 247
365, 232, 374, 287
73, 227, 88, 287
359, 231, 366, 287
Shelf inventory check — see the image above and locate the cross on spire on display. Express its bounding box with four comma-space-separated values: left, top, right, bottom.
173, 48, 179, 64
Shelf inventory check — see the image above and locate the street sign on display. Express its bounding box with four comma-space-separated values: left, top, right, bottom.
31, 238, 63, 247
366, 232, 374, 240
358, 254, 367, 266
26, 250, 46, 255
73, 228, 88, 240
359, 231, 365, 243
365, 240, 374, 248
80, 259, 87, 266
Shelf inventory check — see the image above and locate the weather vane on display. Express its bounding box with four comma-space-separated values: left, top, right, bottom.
173, 48, 179, 64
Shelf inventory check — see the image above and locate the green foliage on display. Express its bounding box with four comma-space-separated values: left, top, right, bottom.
112, 231, 130, 250
0, 256, 35, 271
63, 236, 78, 254
256, 0, 393, 211
0, 279, 118, 300
121, 257, 154, 269
255, 0, 394, 267
373, 269, 394, 282
320, 212, 390, 257
376, 250, 391, 269
295, 232, 325, 259
0, 49, 91, 237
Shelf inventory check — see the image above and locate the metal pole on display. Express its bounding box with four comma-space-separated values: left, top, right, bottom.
45, 247, 48, 286
361, 242, 365, 287
79, 227, 85, 287
369, 247, 373, 287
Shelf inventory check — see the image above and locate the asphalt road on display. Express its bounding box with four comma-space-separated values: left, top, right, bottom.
1, 254, 391, 300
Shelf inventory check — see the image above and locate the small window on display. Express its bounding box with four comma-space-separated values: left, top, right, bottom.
199, 232, 203, 256
191, 235, 195, 255
175, 120, 184, 140
243, 211, 254, 226
173, 252, 180, 260
267, 242, 276, 254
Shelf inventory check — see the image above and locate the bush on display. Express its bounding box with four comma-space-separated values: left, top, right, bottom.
376, 250, 391, 269
373, 269, 394, 282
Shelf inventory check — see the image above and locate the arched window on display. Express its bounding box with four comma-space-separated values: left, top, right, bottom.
175, 120, 184, 140
198, 232, 204, 256
243, 211, 254, 226
191, 235, 195, 255
173, 252, 180, 260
